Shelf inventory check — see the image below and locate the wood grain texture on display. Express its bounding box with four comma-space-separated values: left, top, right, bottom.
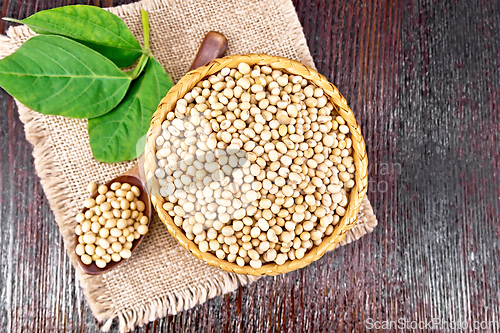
1, 0, 499, 332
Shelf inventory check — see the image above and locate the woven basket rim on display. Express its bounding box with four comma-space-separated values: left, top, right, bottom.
144, 54, 368, 276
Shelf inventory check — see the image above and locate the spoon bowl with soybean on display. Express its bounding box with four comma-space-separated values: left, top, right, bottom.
75, 31, 228, 275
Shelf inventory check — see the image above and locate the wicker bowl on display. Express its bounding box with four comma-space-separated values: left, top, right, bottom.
144, 54, 368, 276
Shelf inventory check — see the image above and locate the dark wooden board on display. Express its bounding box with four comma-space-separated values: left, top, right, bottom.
1, 0, 499, 332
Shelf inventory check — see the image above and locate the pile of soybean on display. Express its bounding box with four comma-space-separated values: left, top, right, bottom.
154, 62, 355, 268
75, 182, 149, 268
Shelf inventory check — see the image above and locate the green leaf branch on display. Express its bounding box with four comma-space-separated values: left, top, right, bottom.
141, 9, 150, 52
0, 6, 172, 163
127, 10, 152, 80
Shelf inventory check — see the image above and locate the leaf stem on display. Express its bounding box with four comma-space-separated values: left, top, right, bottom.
128, 54, 149, 80
2, 17, 23, 24
141, 10, 150, 53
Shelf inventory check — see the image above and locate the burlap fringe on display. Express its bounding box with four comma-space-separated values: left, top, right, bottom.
340, 197, 378, 245
0, 0, 377, 330
0, 35, 14, 57
278, 0, 316, 69
100, 273, 259, 332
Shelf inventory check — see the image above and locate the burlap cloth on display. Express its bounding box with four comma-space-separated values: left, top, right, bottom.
0, 0, 378, 331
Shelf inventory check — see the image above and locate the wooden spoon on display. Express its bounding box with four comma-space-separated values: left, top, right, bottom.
75, 31, 228, 275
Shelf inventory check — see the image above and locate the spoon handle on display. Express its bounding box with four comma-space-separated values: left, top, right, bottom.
189, 31, 228, 71
126, 154, 145, 179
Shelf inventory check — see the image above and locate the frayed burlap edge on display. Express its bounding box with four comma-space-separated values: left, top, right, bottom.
0, 0, 377, 331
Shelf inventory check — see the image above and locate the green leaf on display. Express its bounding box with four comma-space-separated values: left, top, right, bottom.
88, 58, 173, 163
0, 35, 132, 118
6, 5, 143, 67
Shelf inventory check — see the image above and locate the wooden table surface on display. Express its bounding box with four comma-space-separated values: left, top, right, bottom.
1, 0, 500, 332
